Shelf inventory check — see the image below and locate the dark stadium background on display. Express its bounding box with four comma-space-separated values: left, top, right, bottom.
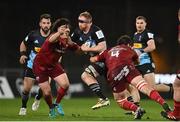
0, 0, 179, 98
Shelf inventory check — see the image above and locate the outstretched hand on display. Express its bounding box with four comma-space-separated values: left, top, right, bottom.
81, 44, 90, 52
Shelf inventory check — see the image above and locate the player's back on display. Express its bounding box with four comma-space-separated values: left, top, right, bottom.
105, 44, 138, 72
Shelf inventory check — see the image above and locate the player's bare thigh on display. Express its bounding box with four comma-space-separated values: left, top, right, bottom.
144, 73, 156, 88
54, 73, 70, 89
173, 77, 180, 101
23, 77, 35, 91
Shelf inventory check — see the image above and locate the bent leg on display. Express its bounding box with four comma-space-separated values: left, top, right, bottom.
131, 75, 171, 112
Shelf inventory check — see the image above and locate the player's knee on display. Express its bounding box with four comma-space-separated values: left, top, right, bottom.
42, 88, 51, 96
136, 80, 148, 91
22, 90, 29, 95
174, 78, 180, 87
83, 65, 99, 78
81, 72, 87, 81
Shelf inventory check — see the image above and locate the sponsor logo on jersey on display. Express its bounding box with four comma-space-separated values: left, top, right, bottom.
34, 47, 41, 52
147, 32, 154, 38
133, 43, 142, 49
95, 30, 104, 39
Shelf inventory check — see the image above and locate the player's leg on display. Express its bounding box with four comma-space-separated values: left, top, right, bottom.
54, 73, 70, 116
161, 72, 180, 120
19, 77, 35, 115
113, 90, 145, 119
32, 88, 42, 111
145, 73, 173, 93
143, 73, 156, 88
125, 84, 140, 115
81, 64, 110, 110
32, 78, 51, 111
143, 64, 172, 93
173, 76, 180, 118
127, 84, 140, 106
39, 80, 56, 118
130, 75, 171, 112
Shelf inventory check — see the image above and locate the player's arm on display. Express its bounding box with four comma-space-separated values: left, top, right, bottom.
132, 49, 140, 65
49, 25, 69, 43
48, 32, 62, 43
19, 41, 28, 64
81, 41, 106, 53
81, 28, 107, 53
143, 39, 156, 52
81, 41, 107, 53
67, 37, 82, 53
90, 50, 106, 63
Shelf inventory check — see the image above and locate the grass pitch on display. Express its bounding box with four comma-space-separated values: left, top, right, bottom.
0, 97, 173, 121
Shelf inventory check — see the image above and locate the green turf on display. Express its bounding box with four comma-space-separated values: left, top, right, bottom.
0, 98, 173, 121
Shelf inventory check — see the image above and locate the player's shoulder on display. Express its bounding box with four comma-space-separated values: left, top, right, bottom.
91, 25, 105, 39
72, 28, 81, 35
145, 29, 154, 39
91, 25, 102, 32
28, 29, 39, 36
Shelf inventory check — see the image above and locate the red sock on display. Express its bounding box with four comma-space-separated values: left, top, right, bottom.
44, 95, 53, 109
173, 100, 180, 117
55, 87, 67, 104
149, 90, 165, 105
117, 99, 138, 111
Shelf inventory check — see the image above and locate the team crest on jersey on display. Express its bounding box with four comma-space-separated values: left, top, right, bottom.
138, 35, 142, 41
79, 37, 83, 41
34, 40, 39, 44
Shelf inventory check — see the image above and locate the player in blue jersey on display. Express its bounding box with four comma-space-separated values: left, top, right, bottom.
71, 11, 110, 109
127, 16, 173, 107
18, 14, 52, 115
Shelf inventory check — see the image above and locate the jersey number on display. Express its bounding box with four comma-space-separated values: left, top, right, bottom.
111, 50, 119, 57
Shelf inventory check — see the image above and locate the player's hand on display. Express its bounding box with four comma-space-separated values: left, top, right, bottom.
19, 55, 28, 64
81, 44, 90, 52
90, 56, 97, 63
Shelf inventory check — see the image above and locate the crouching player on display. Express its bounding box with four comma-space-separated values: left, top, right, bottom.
33, 18, 80, 117
88, 35, 172, 119
161, 70, 180, 120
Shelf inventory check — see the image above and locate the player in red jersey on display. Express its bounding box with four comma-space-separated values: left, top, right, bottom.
33, 18, 80, 118
161, 70, 180, 120
89, 35, 172, 119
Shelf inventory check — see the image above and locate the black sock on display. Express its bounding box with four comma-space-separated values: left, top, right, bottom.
168, 84, 173, 93
89, 83, 107, 100
134, 102, 140, 107
21, 91, 29, 108
36, 88, 43, 100
127, 96, 134, 102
